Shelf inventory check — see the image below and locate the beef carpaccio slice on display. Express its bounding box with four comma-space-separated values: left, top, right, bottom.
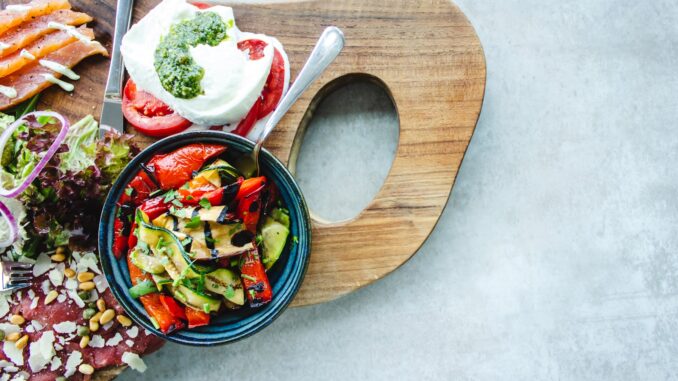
0, 251, 164, 380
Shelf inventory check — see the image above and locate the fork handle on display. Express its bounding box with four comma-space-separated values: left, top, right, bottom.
104, 0, 134, 99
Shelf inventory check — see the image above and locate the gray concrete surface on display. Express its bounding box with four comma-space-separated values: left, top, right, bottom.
120, 0, 678, 379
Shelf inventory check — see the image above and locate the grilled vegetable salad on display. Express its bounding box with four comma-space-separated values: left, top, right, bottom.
115, 143, 290, 332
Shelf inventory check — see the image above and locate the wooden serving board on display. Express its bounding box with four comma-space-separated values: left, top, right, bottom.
5, 0, 485, 306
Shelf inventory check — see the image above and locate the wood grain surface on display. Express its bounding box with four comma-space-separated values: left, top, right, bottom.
2, 0, 484, 378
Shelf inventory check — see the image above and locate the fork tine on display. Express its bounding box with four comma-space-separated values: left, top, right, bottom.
2, 283, 30, 292
7, 262, 33, 270
9, 269, 32, 276
9, 275, 31, 283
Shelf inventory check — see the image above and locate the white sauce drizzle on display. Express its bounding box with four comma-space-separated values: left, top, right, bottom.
19, 49, 35, 60
47, 22, 92, 44
5, 4, 31, 12
39, 59, 79, 80
0, 85, 17, 98
41, 73, 74, 92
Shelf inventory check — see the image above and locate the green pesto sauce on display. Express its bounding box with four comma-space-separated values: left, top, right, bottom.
154, 12, 232, 99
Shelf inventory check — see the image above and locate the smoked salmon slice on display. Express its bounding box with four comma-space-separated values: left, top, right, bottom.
0, 9, 92, 58
0, 25, 93, 78
0, 39, 108, 109
0, 0, 71, 36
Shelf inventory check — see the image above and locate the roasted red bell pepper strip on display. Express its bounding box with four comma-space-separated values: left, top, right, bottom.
151, 144, 227, 190
138, 196, 172, 221
185, 307, 211, 328
240, 248, 272, 307
127, 251, 182, 333
235, 177, 266, 200
160, 295, 188, 321
235, 177, 266, 232
127, 221, 138, 251
113, 217, 128, 259
180, 179, 242, 206
237, 190, 262, 233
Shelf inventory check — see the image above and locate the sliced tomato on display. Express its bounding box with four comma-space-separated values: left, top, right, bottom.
232, 39, 286, 137
231, 95, 261, 137
191, 2, 213, 9
122, 78, 192, 138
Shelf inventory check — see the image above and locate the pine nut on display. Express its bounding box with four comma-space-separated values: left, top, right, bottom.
116, 315, 133, 327
51, 254, 66, 262
89, 320, 99, 333
90, 311, 103, 323
15, 334, 28, 349
96, 298, 106, 312
79, 281, 95, 291
99, 309, 115, 325
44, 290, 59, 305
77, 272, 94, 282
79, 335, 90, 349
78, 363, 94, 375
64, 268, 76, 278
6, 332, 20, 342
9, 314, 25, 325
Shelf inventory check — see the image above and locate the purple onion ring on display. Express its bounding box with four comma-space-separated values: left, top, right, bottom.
0, 111, 70, 198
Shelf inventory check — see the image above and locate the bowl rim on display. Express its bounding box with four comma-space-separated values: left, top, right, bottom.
98, 130, 311, 346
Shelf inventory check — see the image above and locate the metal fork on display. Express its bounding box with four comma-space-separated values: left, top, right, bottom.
0, 261, 32, 292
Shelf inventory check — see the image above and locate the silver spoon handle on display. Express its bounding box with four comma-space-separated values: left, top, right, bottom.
255, 26, 345, 148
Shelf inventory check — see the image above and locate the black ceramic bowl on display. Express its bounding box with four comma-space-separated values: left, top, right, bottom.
98, 131, 311, 346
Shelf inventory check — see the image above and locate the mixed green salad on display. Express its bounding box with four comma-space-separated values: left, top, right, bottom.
0, 97, 138, 257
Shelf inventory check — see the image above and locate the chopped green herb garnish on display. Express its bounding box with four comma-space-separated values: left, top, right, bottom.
124, 187, 133, 196
171, 198, 184, 208
199, 197, 211, 209
163, 189, 177, 202
292, 236, 299, 244
185, 195, 194, 201
129, 280, 158, 298
241, 274, 257, 282
184, 215, 201, 229
225, 285, 235, 298
249, 289, 256, 299
204, 235, 217, 244
230, 258, 239, 268
203, 303, 211, 313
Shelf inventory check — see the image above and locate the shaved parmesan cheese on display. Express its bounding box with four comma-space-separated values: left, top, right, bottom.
28, 331, 55, 372
106, 332, 123, 346
64, 351, 83, 377
32, 253, 52, 276
126, 326, 139, 338
3, 341, 23, 366
121, 352, 147, 372
93, 274, 109, 293
0, 294, 8, 318
29, 298, 38, 310
48, 265, 65, 287
89, 335, 105, 348
102, 321, 114, 331
40, 280, 51, 295
64, 278, 78, 290
31, 320, 43, 331
57, 293, 67, 303
0, 324, 20, 335
75, 252, 100, 274
50, 356, 62, 371
125, 339, 134, 347
67, 290, 85, 308
53, 321, 77, 334
27, 290, 35, 299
